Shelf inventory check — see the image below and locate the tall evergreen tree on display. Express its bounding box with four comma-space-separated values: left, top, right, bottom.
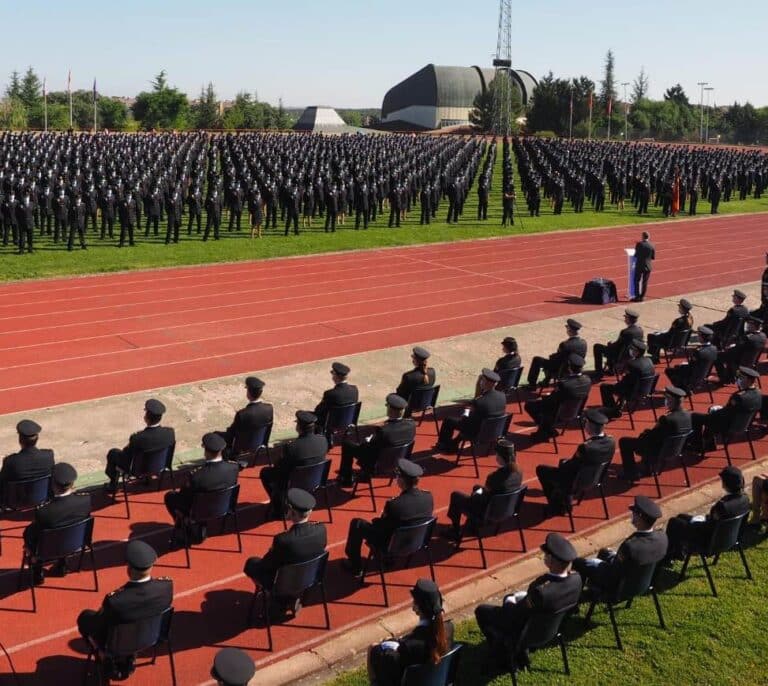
19, 66, 42, 109
5, 70, 22, 100
599, 49, 617, 110
632, 66, 649, 103
192, 82, 220, 129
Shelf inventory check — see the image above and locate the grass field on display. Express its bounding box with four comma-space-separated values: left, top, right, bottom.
1, 148, 766, 283
326, 526, 768, 686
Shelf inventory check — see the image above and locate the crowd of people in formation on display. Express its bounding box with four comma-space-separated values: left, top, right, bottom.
3, 261, 768, 683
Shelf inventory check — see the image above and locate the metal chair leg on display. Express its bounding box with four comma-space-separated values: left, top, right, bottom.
738, 544, 753, 580
559, 633, 570, 675
652, 588, 666, 629
607, 603, 623, 650
476, 532, 488, 569
701, 555, 718, 597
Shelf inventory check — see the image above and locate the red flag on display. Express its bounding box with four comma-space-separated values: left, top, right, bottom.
607, 97, 612, 115
569, 90, 573, 114
67, 69, 71, 93
588, 91, 593, 112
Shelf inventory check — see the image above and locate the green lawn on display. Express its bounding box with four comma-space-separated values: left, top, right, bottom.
326, 527, 768, 686
2, 149, 767, 282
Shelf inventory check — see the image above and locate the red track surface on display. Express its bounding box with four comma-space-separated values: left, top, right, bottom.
1, 213, 767, 685
0, 213, 766, 415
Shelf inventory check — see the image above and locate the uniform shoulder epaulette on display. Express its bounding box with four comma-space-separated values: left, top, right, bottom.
156, 576, 173, 582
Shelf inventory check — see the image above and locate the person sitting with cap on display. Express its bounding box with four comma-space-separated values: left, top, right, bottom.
260, 411, 328, 518
77, 540, 173, 680
367, 579, 454, 686
536, 408, 616, 515
338, 393, 416, 488
434, 368, 506, 453
664, 325, 718, 391
474, 336, 522, 397
314, 361, 359, 429
444, 438, 522, 541
243, 488, 327, 616
647, 298, 694, 364
527, 318, 587, 388
165, 432, 239, 544
23, 462, 91, 585
104, 398, 176, 494
525, 353, 591, 442
211, 647, 256, 686
664, 465, 750, 563
0, 419, 55, 503
593, 308, 644, 379
618, 385, 691, 481
573, 495, 668, 595
218, 376, 273, 458
690, 366, 762, 453
714, 315, 766, 384
474, 533, 581, 668
706, 289, 749, 349
396, 347, 436, 416
598, 339, 655, 418
343, 457, 434, 576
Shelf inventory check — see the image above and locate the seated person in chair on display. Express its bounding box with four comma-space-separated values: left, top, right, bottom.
593, 308, 644, 379
474, 533, 581, 668
434, 368, 506, 452
536, 408, 615, 514
665, 465, 750, 562
338, 393, 416, 488
665, 325, 718, 390
475, 336, 521, 397
218, 376, 273, 458
164, 433, 239, 543
243, 488, 327, 614
260, 411, 328, 517
314, 361, 359, 428
525, 353, 591, 441
0, 419, 55, 504
77, 541, 173, 680
343, 458, 433, 576
647, 298, 694, 364
705, 289, 749, 348
714, 316, 766, 384
618, 386, 691, 481
368, 579, 454, 686
573, 496, 667, 594
527, 318, 586, 388
104, 399, 175, 493
396, 347, 436, 415
690, 366, 762, 452
599, 339, 655, 418
23, 462, 91, 585
445, 439, 522, 541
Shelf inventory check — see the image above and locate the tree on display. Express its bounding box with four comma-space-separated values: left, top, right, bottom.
0, 96, 27, 129
132, 70, 190, 130
599, 49, 617, 111
274, 98, 290, 129
527, 72, 572, 135
98, 97, 129, 130
663, 84, 689, 106
632, 67, 649, 104
191, 82, 221, 129
470, 73, 523, 133
339, 110, 363, 127
19, 66, 42, 109
5, 70, 22, 100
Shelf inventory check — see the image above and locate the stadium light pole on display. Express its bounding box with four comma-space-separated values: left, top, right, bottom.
621, 82, 629, 141
697, 81, 708, 142
704, 87, 714, 142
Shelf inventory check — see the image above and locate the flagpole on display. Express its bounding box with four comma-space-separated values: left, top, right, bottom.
606, 97, 612, 140
93, 79, 97, 132
587, 92, 593, 140
568, 85, 574, 139
67, 70, 73, 129
43, 78, 48, 132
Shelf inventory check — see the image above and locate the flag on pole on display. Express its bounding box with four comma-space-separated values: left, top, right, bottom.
67, 69, 71, 93
569, 90, 573, 115
42, 77, 46, 97
607, 97, 612, 115
588, 91, 593, 113
93, 78, 97, 103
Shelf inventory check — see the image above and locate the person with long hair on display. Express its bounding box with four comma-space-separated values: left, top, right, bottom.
396, 347, 436, 417
647, 298, 694, 364
367, 579, 453, 685
474, 336, 521, 397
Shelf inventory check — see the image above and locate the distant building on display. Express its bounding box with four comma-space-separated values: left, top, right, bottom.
379, 64, 537, 131
293, 106, 365, 134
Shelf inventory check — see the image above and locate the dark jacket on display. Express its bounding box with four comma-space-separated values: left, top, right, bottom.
396, 367, 436, 402
275, 432, 329, 482
636, 409, 692, 457
556, 434, 616, 488
123, 425, 176, 464
0, 446, 55, 484
314, 383, 359, 424
460, 388, 507, 437
260, 520, 328, 572
634, 238, 655, 272
226, 401, 274, 451
614, 356, 655, 399
24, 492, 92, 549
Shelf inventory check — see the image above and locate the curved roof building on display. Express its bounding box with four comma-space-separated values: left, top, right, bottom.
380, 64, 537, 131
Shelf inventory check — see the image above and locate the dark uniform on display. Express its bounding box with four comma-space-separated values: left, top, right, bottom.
647, 300, 693, 364
593, 310, 644, 376
525, 359, 591, 438
16, 196, 35, 254
599, 343, 655, 412
714, 319, 766, 383
163, 455, 239, 520
23, 490, 92, 551
665, 327, 718, 390
707, 290, 749, 348
527, 320, 587, 387
0, 420, 55, 498
223, 398, 274, 454
436, 380, 506, 450
632, 235, 655, 301
691, 380, 762, 449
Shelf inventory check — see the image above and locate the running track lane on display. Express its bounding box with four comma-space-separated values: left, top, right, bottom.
0, 213, 765, 415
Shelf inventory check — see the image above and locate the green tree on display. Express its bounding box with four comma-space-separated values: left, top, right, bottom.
0, 96, 27, 129
469, 74, 523, 133
339, 110, 363, 127
5, 70, 22, 100
191, 82, 221, 129
598, 49, 617, 111
663, 84, 690, 106
19, 66, 42, 109
527, 72, 573, 135
98, 97, 129, 130
632, 67, 649, 104
274, 98, 290, 129
132, 70, 190, 130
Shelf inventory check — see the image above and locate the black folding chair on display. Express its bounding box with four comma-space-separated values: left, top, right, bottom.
459, 486, 527, 568
498, 367, 525, 413
1, 475, 51, 555
647, 430, 693, 496
281, 460, 333, 528
623, 373, 659, 430
703, 409, 759, 465
82, 607, 176, 686
351, 441, 414, 512
551, 396, 588, 453
248, 551, 330, 651
662, 328, 693, 367
20, 517, 98, 613
401, 643, 463, 686
232, 422, 272, 467
183, 484, 242, 567
456, 414, 513, 478
323, 401, 362, 447
508, 606, 575, 685
406, 385, 441, 434
584, 561, 665, 651
716, 316, 745, 351
679, 512, 752, 597
362, 517, 437, 607
676, 357, 717, 410
563, 459, 612, 532
116, 444, 176, 518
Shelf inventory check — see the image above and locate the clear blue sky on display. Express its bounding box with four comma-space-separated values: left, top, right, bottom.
1, 0, 765, 108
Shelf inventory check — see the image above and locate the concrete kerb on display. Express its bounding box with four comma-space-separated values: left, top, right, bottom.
266, 455, 768, 686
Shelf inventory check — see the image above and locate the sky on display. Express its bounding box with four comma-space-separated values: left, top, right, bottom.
0, 0, 765, 109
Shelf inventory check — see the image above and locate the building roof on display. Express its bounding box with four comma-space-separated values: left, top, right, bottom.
293, 106, 353, 133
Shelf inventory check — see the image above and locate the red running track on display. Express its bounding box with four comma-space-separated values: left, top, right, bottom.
0, 213, 766, 415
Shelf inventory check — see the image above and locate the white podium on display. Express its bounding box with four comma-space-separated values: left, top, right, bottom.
625, 248, 636, 300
